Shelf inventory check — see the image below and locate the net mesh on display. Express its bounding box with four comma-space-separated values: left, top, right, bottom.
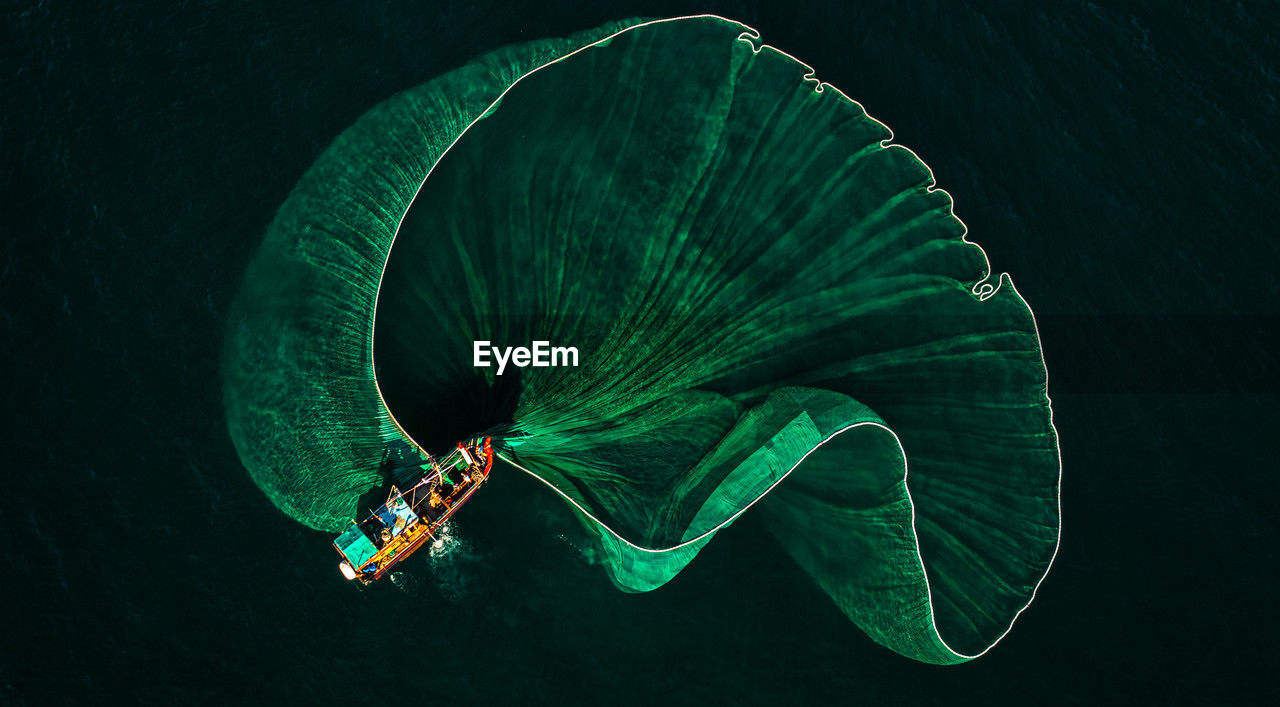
223, 16, 1060, 664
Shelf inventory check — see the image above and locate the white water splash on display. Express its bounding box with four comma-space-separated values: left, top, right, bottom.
425, 522, 479, 602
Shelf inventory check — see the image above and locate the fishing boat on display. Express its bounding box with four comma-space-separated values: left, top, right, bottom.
333, 437, 493, 584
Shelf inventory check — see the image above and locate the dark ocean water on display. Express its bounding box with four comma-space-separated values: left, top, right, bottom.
3, 1, 1277, 704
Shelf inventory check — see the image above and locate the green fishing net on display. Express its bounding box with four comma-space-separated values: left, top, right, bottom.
223, 15, 1061, 664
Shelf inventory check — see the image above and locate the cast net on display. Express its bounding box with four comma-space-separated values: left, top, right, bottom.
223, 16, 1060, 664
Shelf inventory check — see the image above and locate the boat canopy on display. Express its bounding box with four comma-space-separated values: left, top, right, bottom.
335, 524, 378, 567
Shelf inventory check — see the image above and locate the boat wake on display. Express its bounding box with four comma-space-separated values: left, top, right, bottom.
425, 522, 481, 603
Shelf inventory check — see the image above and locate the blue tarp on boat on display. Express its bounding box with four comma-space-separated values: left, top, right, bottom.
374, 495, 418, 537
